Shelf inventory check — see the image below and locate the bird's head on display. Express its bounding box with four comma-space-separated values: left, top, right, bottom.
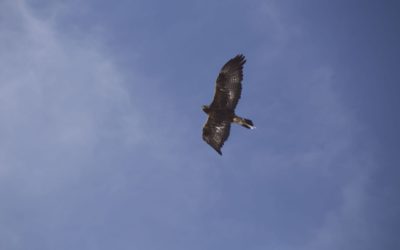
202, 105, 210, 114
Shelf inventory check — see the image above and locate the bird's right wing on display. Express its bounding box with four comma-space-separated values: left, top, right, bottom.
202, 113, 231, 155
210, 54, 246, 110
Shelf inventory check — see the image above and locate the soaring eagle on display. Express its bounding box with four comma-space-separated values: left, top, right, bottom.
202, 54, 254, 155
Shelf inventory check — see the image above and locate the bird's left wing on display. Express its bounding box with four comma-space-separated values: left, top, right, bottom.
202, 113, 231, 155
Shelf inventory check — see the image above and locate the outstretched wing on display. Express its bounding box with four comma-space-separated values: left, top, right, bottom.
202, 113, 231, 155
210, 54, 246, 110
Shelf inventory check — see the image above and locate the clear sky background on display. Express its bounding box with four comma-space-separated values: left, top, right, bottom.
1, 0, 399, 249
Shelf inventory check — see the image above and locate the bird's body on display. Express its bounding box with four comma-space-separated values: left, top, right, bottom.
202, 54, 254, 155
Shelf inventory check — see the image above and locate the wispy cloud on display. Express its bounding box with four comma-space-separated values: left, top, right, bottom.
1, 1, 392, 249
0, 1, 150, 247
0, 0, 140, 175
0, 2, 220, 249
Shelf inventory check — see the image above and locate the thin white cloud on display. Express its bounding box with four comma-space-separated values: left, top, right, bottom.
0, 1, 385, 249
0, 0, 156, 212
0, 2, 218, 249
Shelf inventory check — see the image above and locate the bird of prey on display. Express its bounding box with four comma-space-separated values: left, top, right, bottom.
202, 54, 254, 155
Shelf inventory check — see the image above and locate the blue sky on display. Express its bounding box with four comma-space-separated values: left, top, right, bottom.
1, 0, 399, 249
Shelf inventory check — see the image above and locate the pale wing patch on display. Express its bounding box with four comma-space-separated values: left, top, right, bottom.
215, 125, 224, 134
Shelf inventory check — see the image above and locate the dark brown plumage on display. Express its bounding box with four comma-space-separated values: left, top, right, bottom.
202, 54, 254, 155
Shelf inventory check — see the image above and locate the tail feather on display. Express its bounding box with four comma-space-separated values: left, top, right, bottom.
233, 116, 255, 129
244, 118, 254, 127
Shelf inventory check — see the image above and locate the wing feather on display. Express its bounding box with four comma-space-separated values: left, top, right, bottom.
210, 54, 246, 110
202, 112, 231, 155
